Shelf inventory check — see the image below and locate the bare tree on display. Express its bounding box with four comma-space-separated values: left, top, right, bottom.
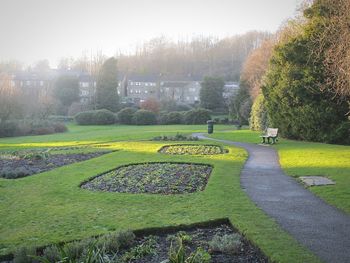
241, 39, 275, 99
314, 0, 350, 98
0, 73, 22, 122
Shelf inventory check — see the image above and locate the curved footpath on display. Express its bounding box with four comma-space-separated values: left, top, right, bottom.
195, 133, 350, 263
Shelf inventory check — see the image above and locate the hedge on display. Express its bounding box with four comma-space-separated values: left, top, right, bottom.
75, 109, 116, 125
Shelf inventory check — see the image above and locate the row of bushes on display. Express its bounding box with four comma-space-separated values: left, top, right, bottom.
0, 120, 67, 138
75, 108, 212, 125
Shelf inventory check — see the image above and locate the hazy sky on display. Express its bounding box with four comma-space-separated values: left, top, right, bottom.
0, 0, 303, 67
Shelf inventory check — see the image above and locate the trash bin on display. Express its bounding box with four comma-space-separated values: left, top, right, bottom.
207, 120, 214, 134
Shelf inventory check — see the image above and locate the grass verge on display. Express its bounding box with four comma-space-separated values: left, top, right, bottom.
0, 125, 319, 262
209, 130, 350, 214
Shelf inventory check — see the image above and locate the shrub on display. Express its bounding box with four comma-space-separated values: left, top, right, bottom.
0, 121, 17, 137
75, 109, 116, 125
94, 109, 116, 125
132, 110, 157, 125
183, 108, 211, 124
48, 115, 74, 122
117, 107, 137, 124
166, 112, 183, 124
13, 246, 38, 263
122, 236, 157, 261
97, 230, 135, 252
0, 120, 67, 138
52, 122, 68, 133
140, 98, 160, 113
160, 100, 193, 112
42, 246, 60, 262
328, 121, 350, 145
160, 111, 183, 125
250, 94, 269, 131
208, 233, 242, 254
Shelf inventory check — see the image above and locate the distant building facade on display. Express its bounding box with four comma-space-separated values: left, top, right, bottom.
119, 74, 202, 105
8, 69, 239, 107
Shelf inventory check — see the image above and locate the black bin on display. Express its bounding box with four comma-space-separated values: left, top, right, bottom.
207, 120, 214, 134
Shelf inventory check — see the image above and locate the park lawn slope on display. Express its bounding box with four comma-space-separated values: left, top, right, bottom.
0, 124, 236, 151
0, 137, 318, 263
210, 130, 350, 214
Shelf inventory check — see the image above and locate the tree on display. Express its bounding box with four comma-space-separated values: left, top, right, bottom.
54, 75, 80, 114
96, 57, 119, 112
33, 60, 50, 72
241, 39, 275, 100
36, 91, 55, 119
229, 83, 251, 125
0, 73, 22, 122
199, 76, 225, 110
140, 98, 160, 113
305, 0, 350, 98
262, 2, 350, 144
249, 94, 269, 131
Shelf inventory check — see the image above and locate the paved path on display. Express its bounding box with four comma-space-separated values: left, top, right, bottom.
195, 133, 350, 263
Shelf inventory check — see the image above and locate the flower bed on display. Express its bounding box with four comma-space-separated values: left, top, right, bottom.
159, 144, 225, 155
0, 150, 111, 179
81, 162, 212, 194
14, 222, 267, 263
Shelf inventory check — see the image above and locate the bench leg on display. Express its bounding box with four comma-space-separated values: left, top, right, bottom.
271, 137, 277, 144
267, 137, 271, 144
261, 137, 266, 144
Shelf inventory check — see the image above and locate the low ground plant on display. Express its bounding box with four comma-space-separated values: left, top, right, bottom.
81, 162, 212, 194
152, 134, 199, 141
159, 145, 224, 155
208, 233, 242, 254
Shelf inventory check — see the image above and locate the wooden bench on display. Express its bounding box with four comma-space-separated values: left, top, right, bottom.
260, 128, 278, 144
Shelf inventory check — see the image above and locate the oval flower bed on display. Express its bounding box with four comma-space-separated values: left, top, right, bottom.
159, 144, 225, 155
81, 162, 212, 194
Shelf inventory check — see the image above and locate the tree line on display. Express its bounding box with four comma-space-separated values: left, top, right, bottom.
242, 0, 350, 144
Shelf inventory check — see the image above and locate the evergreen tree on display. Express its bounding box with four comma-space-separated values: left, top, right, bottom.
54, 75, 80, 114
199, 76, 224, 111
96, 57, 119, 112
229, 83, 251, 125
262, 1, 349, 144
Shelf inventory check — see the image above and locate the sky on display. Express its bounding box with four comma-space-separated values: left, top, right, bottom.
0, 0, 303, 67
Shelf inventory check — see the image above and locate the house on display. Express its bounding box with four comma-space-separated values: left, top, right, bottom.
119, 74, 201, 104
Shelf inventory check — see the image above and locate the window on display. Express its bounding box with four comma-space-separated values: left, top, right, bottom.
145, 90, 148, 94
186, 96, 190, 101
26, 80, 31, 85
81, 82, 89, 88
39, 81, 44, 86
194, 97, 198, 101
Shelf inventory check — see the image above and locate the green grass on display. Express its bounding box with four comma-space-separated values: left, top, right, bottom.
0, 125, 320, 262
209, 130, 350, 214
0, 124, 236, 151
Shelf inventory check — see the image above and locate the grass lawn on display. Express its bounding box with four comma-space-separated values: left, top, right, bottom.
0, 125, 319, 263
209, 130, 350, 214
